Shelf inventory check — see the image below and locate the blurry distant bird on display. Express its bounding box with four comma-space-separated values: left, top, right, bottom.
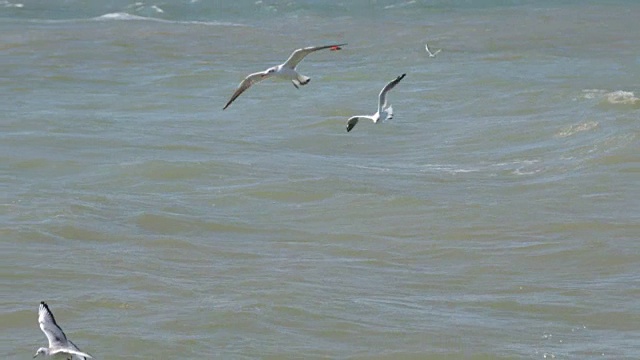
425, 42, 441, 57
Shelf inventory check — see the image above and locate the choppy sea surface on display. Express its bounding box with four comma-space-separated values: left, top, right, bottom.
1, 1, 639, 359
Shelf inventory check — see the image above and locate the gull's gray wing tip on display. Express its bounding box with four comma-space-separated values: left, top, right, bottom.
346, 117, 359, 132
39, 302, 51, 314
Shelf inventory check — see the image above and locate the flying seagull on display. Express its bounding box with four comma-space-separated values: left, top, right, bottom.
34, 301, 93, 360
425, 43, 441, 57
346, 73, 406, 132
223, 43, 347, 110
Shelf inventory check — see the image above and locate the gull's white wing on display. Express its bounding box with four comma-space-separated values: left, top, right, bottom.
377, 73, 406, 112
282, 43, 347, 68
50, 347, 93, 359
346, 115, 376, 132
223, 70, 271, 110
67, 339, 92, 360
38, 302, 68, 348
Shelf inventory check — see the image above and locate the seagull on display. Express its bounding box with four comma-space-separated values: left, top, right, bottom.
34, 302, 93, 360
346, 73, 406, 132
223, 43, 347, 110
425, 43, 441, 57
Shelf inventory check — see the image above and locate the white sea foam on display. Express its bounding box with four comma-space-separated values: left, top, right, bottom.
95, 12, 149, 21
419, 164, 479, 174
125, 2, 164, 14
93, 12, 246, 27
384, 0, 417, 10
0, 0, 23, 7
604, 90, 639, 105
555, 121, 599, 138
491, 159, 543, 176
580, 89, 640, 105
580, 89, 607, 99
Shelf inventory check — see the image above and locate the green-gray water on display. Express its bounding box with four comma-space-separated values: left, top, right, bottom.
2, 1, 639, 359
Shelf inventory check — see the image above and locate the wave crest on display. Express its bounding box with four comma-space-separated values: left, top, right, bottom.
95, 12, 149, 21
93, 12, 246, 27
581, 89, 640, 105
605, 90, 640, 105
555, 121, 599, 138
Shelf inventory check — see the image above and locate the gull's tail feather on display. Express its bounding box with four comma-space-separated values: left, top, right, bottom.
297, 75, 311, 86
385, 105, 394, 121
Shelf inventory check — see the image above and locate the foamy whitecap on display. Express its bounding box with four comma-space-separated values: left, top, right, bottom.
95, 12, 150, 21
125, 1, 164, 14
490, 159, 543, 176
384, 0, 417, 9
605, 90, 639, 105
93, 12, 246, 26
580, 89, 639, 105
555, 121, 599, 138
1, 0, 23, 7
580, 89, 607, 100
419, 164, 479, 174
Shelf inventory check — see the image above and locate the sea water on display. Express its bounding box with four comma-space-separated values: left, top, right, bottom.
1, 1, 639, 359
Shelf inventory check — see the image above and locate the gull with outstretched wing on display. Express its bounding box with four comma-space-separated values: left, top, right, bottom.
223, 43, 346, 110
34, 302, 93, 360
346, 73, 406, 132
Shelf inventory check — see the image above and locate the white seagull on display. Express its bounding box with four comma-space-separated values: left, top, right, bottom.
223, 43, 347, 110
346, 73, 406, 132
425, 43, 441, 57
34, 302, 93, 360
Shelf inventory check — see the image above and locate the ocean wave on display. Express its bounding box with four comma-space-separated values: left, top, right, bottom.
93, 12, 247, 27
419, 164, 479, 175
555, 121, 599, 138
489, 159, 544, 177
94, 12, 149, 21
0, 0, 23, 8
383, 0, 417, 10
580, 89, 640, 105
125, 2, 165, 15
604, 90, 640, 105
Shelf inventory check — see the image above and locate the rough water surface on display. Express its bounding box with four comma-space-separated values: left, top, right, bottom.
2, 1, 639, 359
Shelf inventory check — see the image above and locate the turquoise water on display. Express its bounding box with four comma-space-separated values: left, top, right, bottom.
2, 1, 639, 359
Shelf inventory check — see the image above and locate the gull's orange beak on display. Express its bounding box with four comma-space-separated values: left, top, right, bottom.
330, 46, 342, 51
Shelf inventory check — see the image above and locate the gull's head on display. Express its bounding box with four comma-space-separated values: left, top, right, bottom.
34, 348, 48, 358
